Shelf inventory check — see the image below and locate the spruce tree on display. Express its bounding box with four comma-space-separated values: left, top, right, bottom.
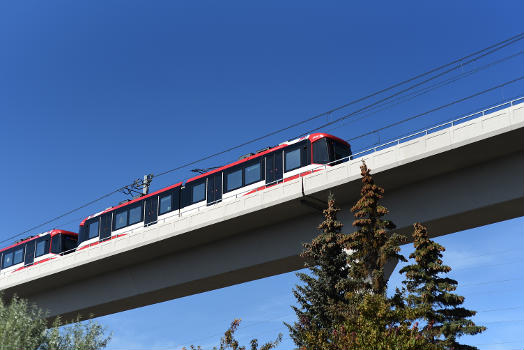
304, 293, 443, 350
399, 223, 486, 349
346, 161, 406, 295
286, 193, 350, 348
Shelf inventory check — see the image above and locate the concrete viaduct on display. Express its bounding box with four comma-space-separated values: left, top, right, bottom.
0, 98, 523, 322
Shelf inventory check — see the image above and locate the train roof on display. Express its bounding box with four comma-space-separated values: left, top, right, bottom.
80, 182, 183, 226
0, 229, 78, 254
186, 133, 349, 183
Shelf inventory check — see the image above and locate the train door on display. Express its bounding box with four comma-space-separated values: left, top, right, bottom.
100, 213, 112, 241
265, 151, 283, 185
144, 196, 158, 226
24, 241, 35, 266
207, 173, 222, 205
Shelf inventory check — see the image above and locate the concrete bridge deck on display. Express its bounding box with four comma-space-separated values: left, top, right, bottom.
1, 98, 523, 322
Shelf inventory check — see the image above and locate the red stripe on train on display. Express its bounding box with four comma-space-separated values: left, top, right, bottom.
242, 168, 322, 196
77, 234, 127, 251
14, 256, 56, 272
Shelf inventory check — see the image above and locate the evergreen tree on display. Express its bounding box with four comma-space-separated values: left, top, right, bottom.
286, 193, 351, 348
302, 293, 443, 350
346, 161, 406, 295
399, 223, 486, 349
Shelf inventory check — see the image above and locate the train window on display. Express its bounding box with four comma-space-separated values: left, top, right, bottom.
13, 248, 24, 265
51, 236, 61, 254
192, 182, 206, 203
63, 236, 77, 253
226, 169, 242, 192
285, 148, 301, 172
114, 210, 128, 230
100, 214, 112, 239
129, 204, 142, 225
333, 141, 350, 161
3, 252, 13, 268
313, 138, 329, 164
244, 162, 261, 185
88, 220, 100, 239
313, 138, 349, 164
159, 194, 172, 214
35, 240, 46, 257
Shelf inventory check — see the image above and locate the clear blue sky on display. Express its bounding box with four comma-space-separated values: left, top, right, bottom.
1, 1, 523, 349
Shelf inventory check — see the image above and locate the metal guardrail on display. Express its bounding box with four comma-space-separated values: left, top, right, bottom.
350, 96, 524, 159
1, 96, 523, 280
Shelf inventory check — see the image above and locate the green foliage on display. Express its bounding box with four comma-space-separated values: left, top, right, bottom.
0, 294, 111, 350
42, 316, 111, 350
399, 223, 486, 349
346, 161, 406, 295
286, 193, 352, 347
0, 295, 47, 350
301, 294, 443, 350
183, 319, 281, 350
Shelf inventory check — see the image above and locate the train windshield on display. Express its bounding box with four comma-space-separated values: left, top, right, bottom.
313, 138, 351, 165
63, 235, 77, 253
51, 234, 77, 254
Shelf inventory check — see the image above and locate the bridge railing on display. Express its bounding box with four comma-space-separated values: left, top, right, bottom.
1, 97, 523, 280
349, 96, 524, 159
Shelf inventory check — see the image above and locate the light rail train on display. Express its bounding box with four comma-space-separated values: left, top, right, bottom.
0, 133, 350, 274
0, 230, 78, 273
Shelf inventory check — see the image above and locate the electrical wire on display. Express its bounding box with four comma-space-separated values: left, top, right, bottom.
2, 33, 523, 245
345, 76, 524, 143
481, 319, 524, 324
298, 37, 524, 137
453, 259, 523, 271
154, 32, 523, 178
479, 305, 524, 313
446, 247, 522, 262
0, 185, 132, 245
459, 277, 524, 287
323, 50, 524, 135
471, 341, 523, 347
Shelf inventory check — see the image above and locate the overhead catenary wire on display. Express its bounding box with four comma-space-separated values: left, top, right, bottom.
2, 33, 523, 245
452, 259, 523, 271
479, 305, 524, 312
346, 76, 524, 143
154, 32, 523, 178
474, 343, 514, 349
323, 50, 524, 135
0, 186, 131, 246
459, 277, 524, 287
297, 36, 524, 137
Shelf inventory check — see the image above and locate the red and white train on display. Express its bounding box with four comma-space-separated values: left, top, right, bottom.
0, 230, 77, 274
0, 133, 350, 273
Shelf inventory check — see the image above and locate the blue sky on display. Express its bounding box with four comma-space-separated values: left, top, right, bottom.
1, 1, 523, 349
